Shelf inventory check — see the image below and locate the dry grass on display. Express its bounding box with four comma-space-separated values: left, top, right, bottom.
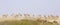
0, 14, 60, 25
0, 19, 59, 25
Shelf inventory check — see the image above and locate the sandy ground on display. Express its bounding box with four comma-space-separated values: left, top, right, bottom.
0, 16, 60, 23
0, 17, 24, 22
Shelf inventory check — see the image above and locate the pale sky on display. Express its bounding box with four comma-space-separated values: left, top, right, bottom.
0, 0, 60, 16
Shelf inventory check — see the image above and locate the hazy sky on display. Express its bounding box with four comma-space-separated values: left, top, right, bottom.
0, 0, 60, 16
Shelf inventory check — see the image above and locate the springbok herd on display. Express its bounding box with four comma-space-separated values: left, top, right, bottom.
0, 14, 60, 23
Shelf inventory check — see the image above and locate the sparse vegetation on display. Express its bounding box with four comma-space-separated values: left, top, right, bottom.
0, 14, 60, 25
0, 19, 59, 25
